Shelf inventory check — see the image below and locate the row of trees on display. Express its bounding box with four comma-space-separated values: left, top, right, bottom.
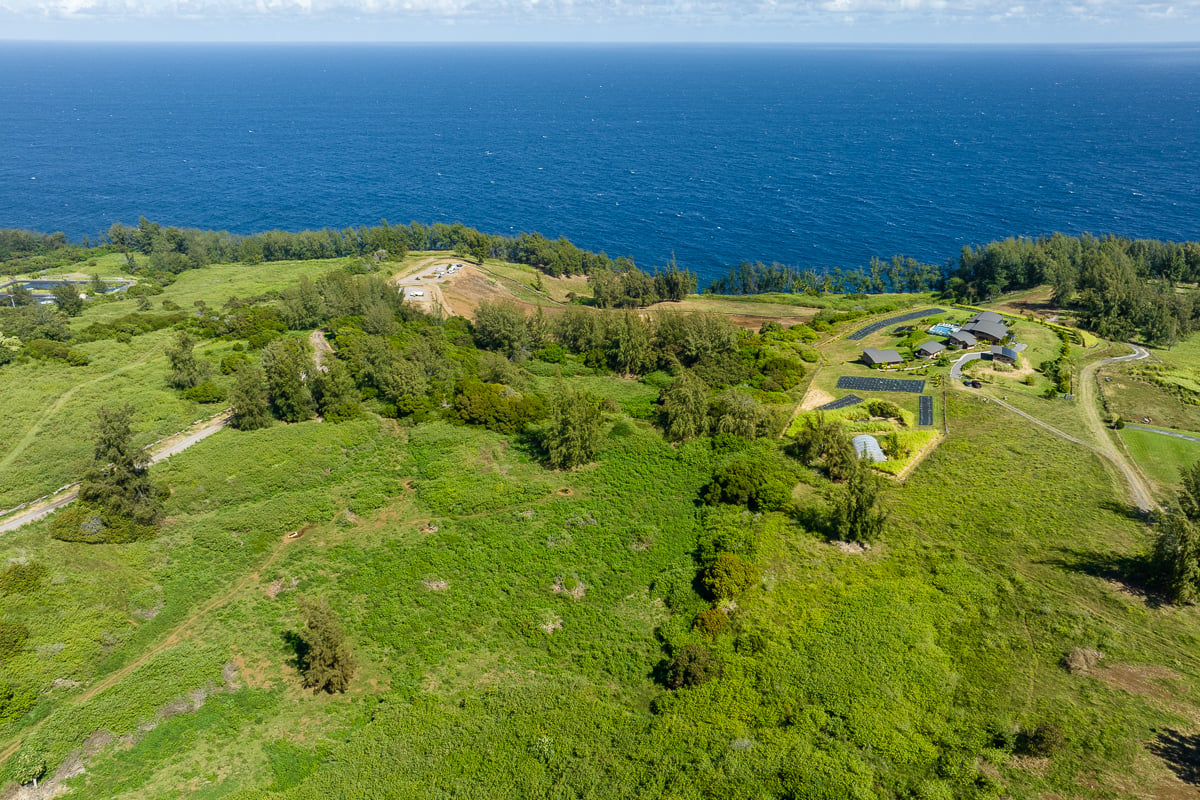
709, 255, 944, 296
946, 233, 1200, 345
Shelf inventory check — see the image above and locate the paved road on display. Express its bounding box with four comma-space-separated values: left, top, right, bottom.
949, 351, 985, 380
1125, 424, 1200, 444
0, 413, 230, 535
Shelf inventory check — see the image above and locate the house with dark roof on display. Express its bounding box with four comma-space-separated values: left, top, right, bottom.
948, 330, 978, 349
915, 340, 945, 359
968, 310, 1004, 326
991, 345, 1019, 365
962, 319, 1008, 344
861, 347, 903, 367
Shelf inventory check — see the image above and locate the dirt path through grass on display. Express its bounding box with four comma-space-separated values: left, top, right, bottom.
0, 530, 297, 767
0, 342, 161, 474
1077, 344, 1158, 513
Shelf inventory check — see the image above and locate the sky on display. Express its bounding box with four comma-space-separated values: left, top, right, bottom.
1, 0, 1197, 41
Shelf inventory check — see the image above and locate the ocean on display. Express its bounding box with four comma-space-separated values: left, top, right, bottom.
0, 43, 1197, 283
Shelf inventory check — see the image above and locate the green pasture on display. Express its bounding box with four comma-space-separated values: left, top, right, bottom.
1120, 427, 1200, 493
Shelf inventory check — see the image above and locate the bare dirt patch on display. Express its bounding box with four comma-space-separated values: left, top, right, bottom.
800, 386, 836, 412
422, 578, 449, 591
556, 487, 574, 496
552, 576, 586, 600
833, 541, 872, 555
1062, 647, 1104, 676
1096, 663, 1188, 706
265, 576, 299, 600
540, 614, 564, 635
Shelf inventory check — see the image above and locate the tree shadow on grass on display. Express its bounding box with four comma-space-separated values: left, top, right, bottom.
282, 630, 308, 672
1149, 729, 1200, 785
1099, 498, 1155, 524
1038, 546, 1169, 608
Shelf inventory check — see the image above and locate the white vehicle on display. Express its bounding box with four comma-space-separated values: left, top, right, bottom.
407, 290, 425, 297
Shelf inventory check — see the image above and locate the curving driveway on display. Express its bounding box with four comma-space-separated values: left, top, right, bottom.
949, 351, 985, 380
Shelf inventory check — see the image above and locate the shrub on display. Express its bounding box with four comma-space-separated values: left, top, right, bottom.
0, 620, 29, 661
1017, 722, 1066, 757
702, 553, 760, 600
0, 682, 38, 724
663, 644, 720, 689
49, 502, 158, 544
183, 380, 228, 404
866, 399, 903, 420
693, 607, 729, 637
220, 351, 251, 375
0, 562, 47, 596
702, 459, 792, 512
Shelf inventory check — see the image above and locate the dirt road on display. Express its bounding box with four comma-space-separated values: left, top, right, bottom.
0, 412, 230, 535
1077, 344, 1157, 513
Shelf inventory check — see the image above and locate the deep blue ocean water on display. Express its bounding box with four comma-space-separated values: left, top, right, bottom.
1, 43, 1198, 283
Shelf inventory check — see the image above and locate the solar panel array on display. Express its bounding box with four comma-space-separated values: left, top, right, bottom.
918, 395, 933, 426
836, 375, 927, 394
818, 394, 864, 411
846, 308, 947, 341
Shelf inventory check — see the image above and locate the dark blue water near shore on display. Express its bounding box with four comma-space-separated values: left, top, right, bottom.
1, 43, 1197, 283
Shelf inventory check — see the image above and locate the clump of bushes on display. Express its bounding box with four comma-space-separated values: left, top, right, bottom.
23, 338, 89, 366
701, 458, 794, 512
0, 620, 30, 662
663, 644, 720, 689
0, 562, 47, 596
702, 553, 760, 601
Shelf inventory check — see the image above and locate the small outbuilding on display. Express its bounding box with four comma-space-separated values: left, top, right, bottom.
991, 345, 1019, 365
948, 330, 978, 349
861, 347, 904, 367
916, 340, 945, 359
852, 434, 887, 463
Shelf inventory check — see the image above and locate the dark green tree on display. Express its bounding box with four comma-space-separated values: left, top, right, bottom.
8, 283, 35, 306
606, 311, 653, 375
261, 338, 316, 422
165, 330, 210, 390
663, 644, 720, 689
294, 597, 355, 694
75, 404, 161, 533
229, 362, 272, 431
660, 370, 710, 441
312, 359, 361, 422
828, 459, 887, 543
473, 300, 528, 358
50, 281, 83, 316
544, 387, 604, 469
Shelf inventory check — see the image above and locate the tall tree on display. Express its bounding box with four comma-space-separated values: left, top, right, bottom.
50, 282, 83, 317
294, 597, 356, 694
229, 362, 272, 431
79, 404, 160, 527
828, 459, 887, 543
261, 338, 316, 422
473, 300, 529, 358
165, 330, 210, 390
660, 370, 709, 441
544, 387, 604, 469
312, 358, 361, 422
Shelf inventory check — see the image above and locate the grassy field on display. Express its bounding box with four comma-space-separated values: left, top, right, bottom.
1120, 427, 1200, 493
7, 265, 1200, 799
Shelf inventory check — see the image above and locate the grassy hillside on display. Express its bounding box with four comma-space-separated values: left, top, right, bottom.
2, 258, 1200, 799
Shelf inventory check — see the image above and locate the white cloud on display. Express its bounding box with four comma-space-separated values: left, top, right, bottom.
2, 0, 1199, 39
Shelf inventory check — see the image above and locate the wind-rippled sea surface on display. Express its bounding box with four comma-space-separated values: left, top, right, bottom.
1, 43, 1197, 282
